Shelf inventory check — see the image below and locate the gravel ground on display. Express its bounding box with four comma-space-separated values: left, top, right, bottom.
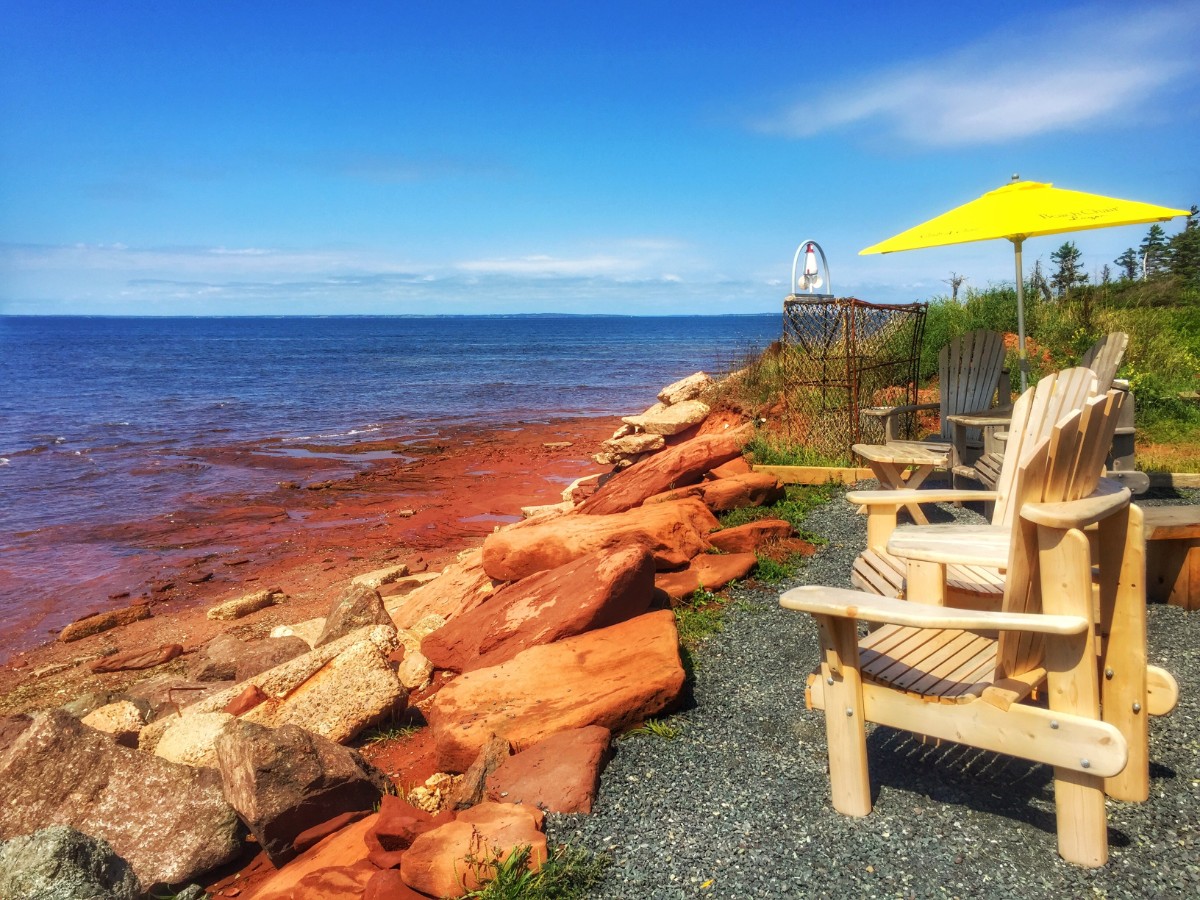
547, 486, 1200, 899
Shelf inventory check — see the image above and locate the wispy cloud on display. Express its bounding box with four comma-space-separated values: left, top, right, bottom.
0, 238, 741, 315
760, 2, 1199, 147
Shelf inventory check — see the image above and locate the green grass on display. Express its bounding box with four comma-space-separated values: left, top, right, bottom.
360, 722, 423, 746
622, 717, 683, 740
673, 585, 727, 654
744, 431, 853, 467
717, 482, 840, 537
459, 843, 610, 899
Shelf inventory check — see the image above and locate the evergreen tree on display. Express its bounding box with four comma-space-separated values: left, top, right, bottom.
1114, 248, 1139, 280
1168, 205, 1200, 287
1050, 241, 1088, 297
1140, 224, 1170, 277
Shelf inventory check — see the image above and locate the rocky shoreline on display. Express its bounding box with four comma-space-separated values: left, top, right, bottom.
1, 372, 806, 899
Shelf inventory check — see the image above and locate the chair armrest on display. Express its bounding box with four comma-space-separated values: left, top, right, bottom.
860, 402, 939, 420
779, 585, 1088, 635
1020, 479, 1130, 530
846, 488, 999, 508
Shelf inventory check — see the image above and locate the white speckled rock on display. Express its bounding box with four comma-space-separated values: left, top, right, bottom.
154, 712, 235, 768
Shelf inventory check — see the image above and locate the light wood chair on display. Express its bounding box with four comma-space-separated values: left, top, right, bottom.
855, 329, 1007, 525
781, 391, 1177, 867
850, 367, 1100, 605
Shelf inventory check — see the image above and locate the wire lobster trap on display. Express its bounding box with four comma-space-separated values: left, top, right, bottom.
771, 242, 927, 458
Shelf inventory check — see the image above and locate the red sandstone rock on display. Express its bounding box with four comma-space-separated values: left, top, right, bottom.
708, 519, 795, 553
58, 604, 151, 643
365, 868, 429, 900
577, 425, 751, 515
224, 683, 268, 716
654, 552, 759, 601
423, 546, 655, 673
485, 725, 612, 814
289, 861, 377, 900
706, 456, 752, 479
251, 814, 378, 900
89, 643, 183, 673
400, 802, 547, 898
365, 795, 454, 860
387, 550, 501, 630
645, 472, 783, 512
481, 498, 719, 583
427, 610, 686, 772
293, 810, 371, 856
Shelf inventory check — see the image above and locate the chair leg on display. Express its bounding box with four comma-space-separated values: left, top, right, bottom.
815, 616, 871, 816
906, 560, 945, 605
1051, 768, 1110, 867
1039, 525, 1110, 867
1098, 505, 1150, 803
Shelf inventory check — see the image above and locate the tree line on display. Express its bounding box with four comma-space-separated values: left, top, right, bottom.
1036, 205, 1200, 300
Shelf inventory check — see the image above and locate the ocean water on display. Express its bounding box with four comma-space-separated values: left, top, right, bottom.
0, 313, 780, 542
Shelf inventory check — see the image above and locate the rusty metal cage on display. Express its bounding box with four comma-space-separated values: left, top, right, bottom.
778, 296, 927, 458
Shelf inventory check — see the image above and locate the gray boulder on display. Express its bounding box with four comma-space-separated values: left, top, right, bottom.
0, 710, 241, 886
315, 583, 393, 647
215, 719, 390, 866
0, 825, 139, 900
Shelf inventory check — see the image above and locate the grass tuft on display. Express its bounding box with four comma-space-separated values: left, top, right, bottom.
622, 717, 683, 740
460, 843, 610, 899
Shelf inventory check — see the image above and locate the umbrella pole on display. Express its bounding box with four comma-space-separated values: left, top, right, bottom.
1012, 236, 1028, 391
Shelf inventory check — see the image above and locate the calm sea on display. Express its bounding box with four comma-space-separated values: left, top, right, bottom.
0, 313, 779, 541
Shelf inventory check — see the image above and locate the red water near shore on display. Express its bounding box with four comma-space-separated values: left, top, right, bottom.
0, 415, 619, 703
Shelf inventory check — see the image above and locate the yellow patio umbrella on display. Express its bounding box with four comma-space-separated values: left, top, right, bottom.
860, 178, 1189, 389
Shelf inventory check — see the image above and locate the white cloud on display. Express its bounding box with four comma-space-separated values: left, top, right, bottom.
761, 2, 1199, 147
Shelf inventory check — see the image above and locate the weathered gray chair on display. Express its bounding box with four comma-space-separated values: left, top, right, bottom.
854, 330, 1007, 525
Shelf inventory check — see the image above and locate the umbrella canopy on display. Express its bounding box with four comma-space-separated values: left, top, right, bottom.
860, 179, 1189, 388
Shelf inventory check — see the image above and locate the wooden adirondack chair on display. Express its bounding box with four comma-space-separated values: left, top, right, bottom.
951, 332, 1132, 492
855, 329, 1007, 525
781, 391, 1177, 867
850, 367, 1100, 605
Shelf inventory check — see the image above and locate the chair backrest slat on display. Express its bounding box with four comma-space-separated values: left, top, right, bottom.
996, 391, 1125, 677
1080, 332, 1129, 389
992, 367, 1100, 527
937, 330, 1007, 440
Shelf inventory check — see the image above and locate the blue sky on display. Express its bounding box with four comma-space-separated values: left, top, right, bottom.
1, 0, 1197, 316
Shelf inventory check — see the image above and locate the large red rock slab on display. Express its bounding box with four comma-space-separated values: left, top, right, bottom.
0, 710, 240, 887
643, 472, 784, 513
577, 425, 751, 515
423, 545, 655, 673
708, 519, 795, 553
400, 802, 546, 898
427, 610, 686, 772
654, 552, 759, 601
289, 860, 377, 900
386, 550, 501, 630
88, 642, 183, 673
481, 498, 718, 582
250, 813, 378, 900
485, 725, 612, 814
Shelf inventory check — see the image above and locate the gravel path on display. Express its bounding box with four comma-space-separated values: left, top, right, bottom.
547, 487, 1200, 898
